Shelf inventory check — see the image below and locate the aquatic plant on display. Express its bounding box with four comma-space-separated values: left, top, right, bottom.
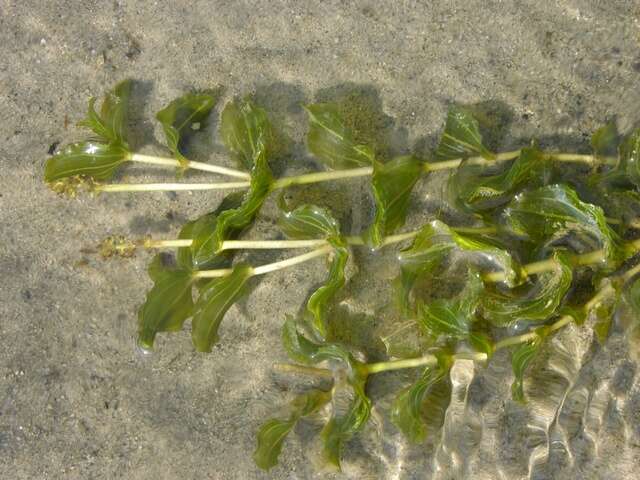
45, 81, 640, 471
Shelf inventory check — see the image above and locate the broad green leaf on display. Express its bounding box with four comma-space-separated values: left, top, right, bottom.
305, 103, 374, 169
321, 375, 370, 469
44, 142, 129, 182
254, 389, 331, 470
279, 204, 348, 338
625, 276, 640, 316
390, 360, 451, 443
209, 99, 274, 252
220, 98, 273, 170
307, 242, 348, 338
450, 146, 548, 212
191, 264, 252, 352
435, 105, 495, 161
591, 123, 619, 158
280, 317, 371, 469
137, 255, 194, 350
481, 250, 573, 326
503, 184, 624, 267
156, 92, 218, 168
78, 79, 131, 146
396, 220, 521, 315
177, 192, 245, 270
365, 155, 423, 248
278, 204, 341, 239
418, 270, 488, 351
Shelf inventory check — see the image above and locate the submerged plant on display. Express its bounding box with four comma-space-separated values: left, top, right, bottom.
45, 81, 640, 472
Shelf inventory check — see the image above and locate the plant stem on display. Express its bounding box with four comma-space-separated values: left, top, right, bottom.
364, 351, 487, 375
192, 245, 333, 279
102, 149, 616, 194
129, 153, 251, 179
95, 181, 250, 193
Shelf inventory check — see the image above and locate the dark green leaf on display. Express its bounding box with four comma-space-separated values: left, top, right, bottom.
254, 389, 331, 470
177, 192, 245, 270
503, 184, 624, 267
78, 79, 131, 146
481, 250, 573, 326
137, 255, 194, 350
44, 142, 129, 182
156, 92, 218, 168
418, 270, 484, 340
365, 155, 423, 248
390, 361, 451, 443
278, 204, 341, 239
450, 146, 548, 212
305, 103, 374, 169
591, 123, 619, 158
625, 276, 640, 316
209, 100, 274, 253
191, 264, 252, 352
220, 98, 273, 170
435, 105, 494, 161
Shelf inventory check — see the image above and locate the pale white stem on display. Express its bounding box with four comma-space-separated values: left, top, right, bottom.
129, 153, 251, 179
272, 167, 374, 189
96, 181, 250, 193
220, 239, 327, 250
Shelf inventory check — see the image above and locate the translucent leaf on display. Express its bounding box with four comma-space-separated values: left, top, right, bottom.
280, 317, 371, 469
365, 155, 423, 248
279, 204, 348, 338
511, 336, 543, 403
209, 99, 274, 253
176, 192, 245, 270
618, 128, 640, 186
254, 389, 331, 470
435, 105, 494, 161
77, 79, 131, 146
586, 277, 622, 343
418, 270, 484, 341
44, 142, 129, 182
624, 276, 640, 316
278, 204, 341, 239
191, 264, 252, 352
305, 103, 374, 169
481, 250, 573, 326
591, 123, 619, 158
503, 184, 624, 267
450, 146, 548, 212
137, 255, 194, 350
390, 360, 451, 444
220, 97, 273, 170
156, 92, 218, 168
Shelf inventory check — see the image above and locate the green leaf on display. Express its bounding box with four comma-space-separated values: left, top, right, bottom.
44, 142, 129, 182
254, 389, 331, 470
625, 276, 640, 316
586, 278, 622, 343
390, 360, 451, 443
591, 123, 619, 158
209, 99, 274, 253
137, 255, 194, 350
278, 204, 341, 239
191, 264, 252, 352
450, 146, 548, 212
435, 105, 495, 161
618, 128, 640, 187
177, 192, 245, 270
78, 79, 131, 146
278, 204, 348, 338
396, 220, 521, 315
418, 270, 484, 340
305, 103, 374, 169
156, 92, 218, 168
220, 97, 273, 170
481, 250, 573, 326
511, 336, 544, 403
503, 184, 624, 267
365, 155, 423, 248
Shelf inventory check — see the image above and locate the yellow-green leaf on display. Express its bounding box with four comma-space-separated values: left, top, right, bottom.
44, 142, 129, 182
435, 105, 494, 161
78, 79, 132, 146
